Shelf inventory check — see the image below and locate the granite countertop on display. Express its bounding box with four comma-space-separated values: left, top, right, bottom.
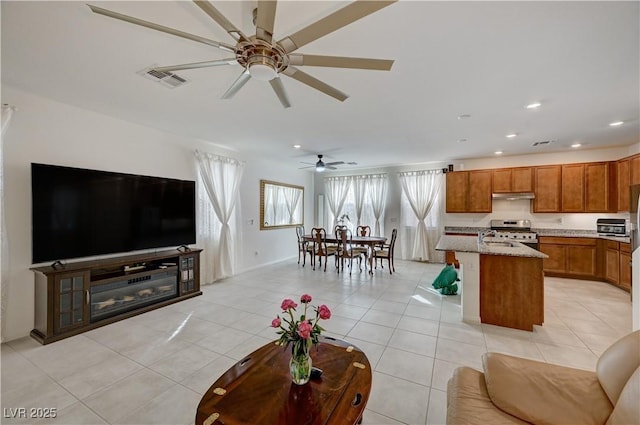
444, 226, 631, 244
435, 235, 548, 259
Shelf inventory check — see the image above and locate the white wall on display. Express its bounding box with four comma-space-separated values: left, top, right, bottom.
1, 86, 312, 342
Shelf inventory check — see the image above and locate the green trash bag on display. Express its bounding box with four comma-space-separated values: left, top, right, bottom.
432, 265, 460, 295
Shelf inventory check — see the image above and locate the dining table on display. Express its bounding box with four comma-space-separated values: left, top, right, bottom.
303, 234, 387, 274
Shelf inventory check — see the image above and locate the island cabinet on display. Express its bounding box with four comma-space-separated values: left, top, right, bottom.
492, 167, 533, 193
533, 165, 562, 212
538, 236, 598, 278
480, 255, 544, 331
446, 170, 492, 213
31, 248, 202, 344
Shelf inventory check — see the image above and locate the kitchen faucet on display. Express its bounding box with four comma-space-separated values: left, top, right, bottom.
478, 229, 497, 244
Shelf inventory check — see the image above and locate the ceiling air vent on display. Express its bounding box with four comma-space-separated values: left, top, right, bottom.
139, 66, 188, 89
532, 140, 554, 147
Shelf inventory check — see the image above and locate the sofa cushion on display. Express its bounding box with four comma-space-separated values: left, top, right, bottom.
483, 353, 612, 425
597, 330, 640, 405
446, 366, 529, 425
606, 366, 640, 425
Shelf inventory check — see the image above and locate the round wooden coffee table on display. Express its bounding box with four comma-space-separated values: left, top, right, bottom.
195, 336, 372, 425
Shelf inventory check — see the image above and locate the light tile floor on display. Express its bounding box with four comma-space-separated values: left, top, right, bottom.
1, 259, 633, 425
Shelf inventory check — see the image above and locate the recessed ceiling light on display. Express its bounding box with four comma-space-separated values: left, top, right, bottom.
506, 133, 517, 138
457, 114, 471, 120
526, 102, 541, 109
609, 121, 624, 127
458, 138, 467, 143
571, 143, 582, 148
293, 144, 301, 149
495, 150, 503, 155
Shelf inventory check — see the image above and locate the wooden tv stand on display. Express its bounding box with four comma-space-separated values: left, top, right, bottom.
30, 248, 202, 344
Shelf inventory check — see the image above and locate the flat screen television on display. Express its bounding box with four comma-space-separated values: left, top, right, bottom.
31, 163, 196, 263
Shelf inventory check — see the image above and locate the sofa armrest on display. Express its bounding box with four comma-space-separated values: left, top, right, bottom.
483, 353, 613, 425
447, 366, 529, 425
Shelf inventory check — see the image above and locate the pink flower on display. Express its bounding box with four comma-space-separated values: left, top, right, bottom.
318, 304, 331, 320
281, 299, 298, 311
271, 317, 281, 328
300, 294, 312, 304
297, 321, 313, 339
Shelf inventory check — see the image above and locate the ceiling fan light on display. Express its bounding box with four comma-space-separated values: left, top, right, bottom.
316, 165, 325, 172
247, 56, 277, 81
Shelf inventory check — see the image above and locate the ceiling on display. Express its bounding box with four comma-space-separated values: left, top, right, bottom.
2, 1, 639, 171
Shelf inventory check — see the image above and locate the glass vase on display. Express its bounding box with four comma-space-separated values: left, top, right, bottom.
289, 340, 312, 385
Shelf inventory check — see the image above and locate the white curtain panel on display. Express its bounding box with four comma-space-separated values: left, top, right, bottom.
0, 104, 16, 342
325, 176, 352, 231
283, 185, 302, 224
352, 176, 368, 227
367, 174, 388, 237
195, 151, 244, 282
398, 170, 444, 262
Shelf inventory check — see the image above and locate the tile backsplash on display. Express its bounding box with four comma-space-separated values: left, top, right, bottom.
443, 199, 629, 230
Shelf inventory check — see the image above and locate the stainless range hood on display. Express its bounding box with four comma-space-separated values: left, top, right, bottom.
492, 192, 536, 200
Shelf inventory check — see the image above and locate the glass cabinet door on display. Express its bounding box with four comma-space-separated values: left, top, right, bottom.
54, 271, 89, 333
179, 255, 197, 294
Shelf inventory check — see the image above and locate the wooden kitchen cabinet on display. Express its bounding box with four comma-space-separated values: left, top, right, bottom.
446, 172, 468, 213
492, 167, 533, 193
605, 240, 620, 283
561, 164, 585, 212
620, 243, 631, 290
446, 170, 492, 213
617, 158, 630, 211
538, 236, 597, 278
533, 165, 561, 212
585, 162, 616, 212
631, 154, 640, 185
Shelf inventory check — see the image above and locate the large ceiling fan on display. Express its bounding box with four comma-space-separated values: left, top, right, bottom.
88, 1, 397, 108
300, 154, 356, 172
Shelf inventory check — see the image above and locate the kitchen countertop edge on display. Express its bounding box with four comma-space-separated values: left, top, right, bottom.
436, 235, 548, 259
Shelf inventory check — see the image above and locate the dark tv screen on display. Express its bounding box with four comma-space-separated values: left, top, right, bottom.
31, 163, 196, 263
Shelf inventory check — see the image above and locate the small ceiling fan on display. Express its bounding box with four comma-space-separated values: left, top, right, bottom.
88, 1, 397, 108
300, 155, 356, 172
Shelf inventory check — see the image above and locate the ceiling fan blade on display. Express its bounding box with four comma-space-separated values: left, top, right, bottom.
87, 4, 234, 52
256, 1, 277, 43
325, 161, 345, 166
153, 58, 238, 73
282, 67, 348, 102
269, 77, 291, 108
193, 0, 249, 42
326, 165, 338, 170
222, 71, 251, 99
289, 54, 394, 71
277, 0, 397, 53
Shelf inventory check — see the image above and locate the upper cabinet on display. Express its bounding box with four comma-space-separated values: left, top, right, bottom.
561, 164, 585, 212
617, 158, 630, 211
492, 167, 533, 193
585, 162, 616, 212
446, 154, 635, 214
446, 170, 492, 213
533, 165, 561, 212
631, 154, 640, 185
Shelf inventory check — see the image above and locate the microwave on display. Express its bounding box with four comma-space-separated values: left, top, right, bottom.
596, 218, 627, 236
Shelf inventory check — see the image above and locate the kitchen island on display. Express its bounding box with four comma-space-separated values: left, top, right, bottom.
436, 235, 548, 331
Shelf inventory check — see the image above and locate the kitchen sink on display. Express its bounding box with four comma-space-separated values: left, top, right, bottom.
483, 241, 516, 247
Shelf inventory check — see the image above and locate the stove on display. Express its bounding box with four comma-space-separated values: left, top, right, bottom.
490, 219, 538, 249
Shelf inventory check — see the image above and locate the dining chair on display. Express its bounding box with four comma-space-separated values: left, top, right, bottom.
310, 227, 338, 272
356, 225, 371, 237
374, 228, 398, 274
335, 227, 363, 275
295, 225, 313, 267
